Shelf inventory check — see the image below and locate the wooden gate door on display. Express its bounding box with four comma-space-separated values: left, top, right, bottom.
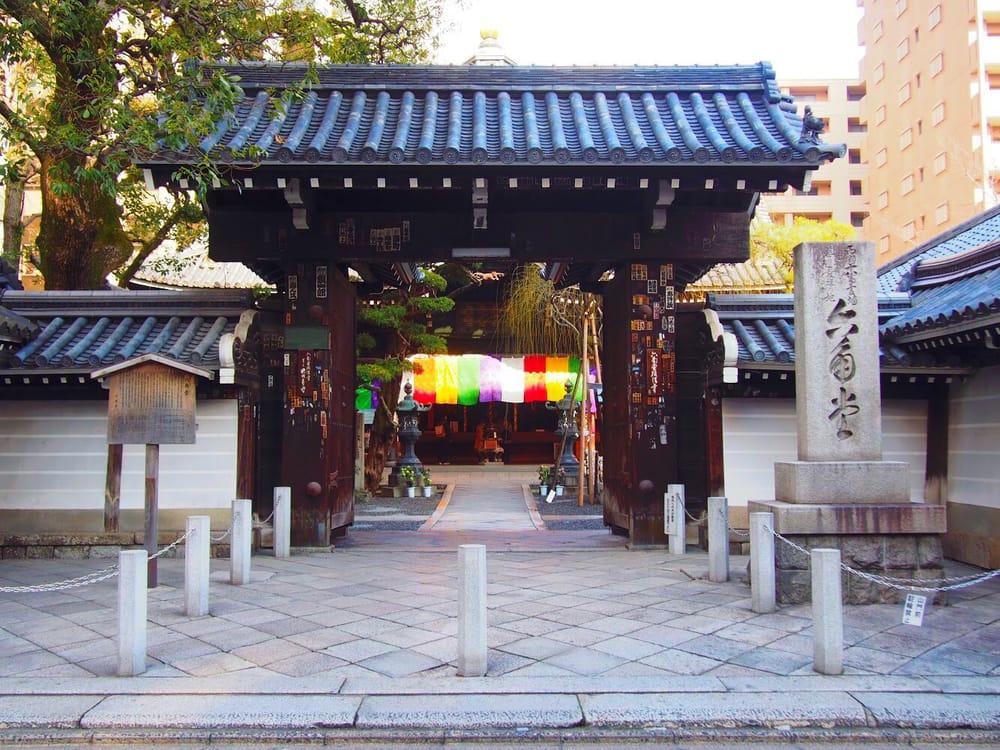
601, 262, 678, 546
281, 263, 356, 546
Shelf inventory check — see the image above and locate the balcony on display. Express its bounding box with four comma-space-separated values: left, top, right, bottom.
986, 88, 1000, 124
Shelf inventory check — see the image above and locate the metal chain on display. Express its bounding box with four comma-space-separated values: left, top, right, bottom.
0, 565, 119, 594
766, 525, 1000, 593
0, 528, 200, 595
258, 509, 275, 526
149, 530, 191, 560
211, 518, 234, 543
684, 507, 702, 523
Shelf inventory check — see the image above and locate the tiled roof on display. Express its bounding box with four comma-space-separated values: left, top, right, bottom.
708, 293, 917, 368
0, 305, 35, 344
877, 205, 1000, 294
0, 290, 256, 375
880, 241, 1000, 340
131, 242, 271, 291
138, 62, 844, 168
682, 259, 788, 301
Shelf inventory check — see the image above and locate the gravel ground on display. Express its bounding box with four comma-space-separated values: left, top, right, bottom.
534, 496, 603, 515
350, 520, 425, 531
543, 518, 607, 530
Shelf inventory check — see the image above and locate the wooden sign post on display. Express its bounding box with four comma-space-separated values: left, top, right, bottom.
93, 354, 212, 587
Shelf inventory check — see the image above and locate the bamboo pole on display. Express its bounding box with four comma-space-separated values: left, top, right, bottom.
588, 306, 601, 505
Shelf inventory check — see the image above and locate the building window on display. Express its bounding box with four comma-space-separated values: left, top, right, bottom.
896, 0, 907, 18
901, 221, 916, 240
851, 211, 869, 228
896, 38, 909, 61
874, 105, 886, 125
848, 148, 862, 164
873, 20, 884, 41
930, 52, 943, 77
928, 4, 941, 29
900, 128, 913, 149
787, 86, 828, 102
878, 190, 889, 209
875, 148, 888, 167
849, 180, 863, 196
898, 82, 911, 105
847, 117, 867, 133
935, 203, 949, 225
847, 84, 865, 102
901, 174, 915, 194
874, 63, 885, 83
879, 235, 890, 254
932, 151, 947, 174
931, 101, 945, 125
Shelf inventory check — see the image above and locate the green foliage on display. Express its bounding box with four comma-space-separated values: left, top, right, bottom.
498, 264, 593, 355
751, 216, 856, 289
0, 0, 445, 287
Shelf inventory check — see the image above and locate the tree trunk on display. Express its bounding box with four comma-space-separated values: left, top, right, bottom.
364, 376, 402, 494
2, 177, 25, 277
35, 153, 132, 290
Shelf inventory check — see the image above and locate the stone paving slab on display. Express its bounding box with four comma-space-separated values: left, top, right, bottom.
857, 692, 1000, 729
79, 694, 362, 729
0, 695, 104, 728
579, 691, 869, 728
340, 674, 725, 694
356, 693, 584, 728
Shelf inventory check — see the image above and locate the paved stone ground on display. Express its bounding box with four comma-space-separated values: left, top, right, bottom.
1, 470, 998, 742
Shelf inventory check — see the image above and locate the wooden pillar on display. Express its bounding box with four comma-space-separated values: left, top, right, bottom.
104, 443, 123, 533
924, 382, 949, 504
705, 386, 726, 498
144, 443, 159, 588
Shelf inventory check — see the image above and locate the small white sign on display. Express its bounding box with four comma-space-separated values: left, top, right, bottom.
663, 493, 676, 533
902, 593, 927, 626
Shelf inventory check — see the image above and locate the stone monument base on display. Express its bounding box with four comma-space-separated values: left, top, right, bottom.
749, 500, 947, 605
774, 461, 911, 504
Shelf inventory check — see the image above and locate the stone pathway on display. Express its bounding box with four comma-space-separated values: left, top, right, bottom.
2, 546, 998, 682
2, 471, 999, 740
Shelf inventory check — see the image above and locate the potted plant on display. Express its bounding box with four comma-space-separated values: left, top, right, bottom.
538, 465, 550, 496
400, 466, 417, 497
421, 467, 433, 497
554, 467, 566, 496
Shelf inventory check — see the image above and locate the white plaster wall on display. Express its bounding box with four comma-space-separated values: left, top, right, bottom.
0, 399, 237, 511
949, 366, 1000, 510
722, 397, 928, 506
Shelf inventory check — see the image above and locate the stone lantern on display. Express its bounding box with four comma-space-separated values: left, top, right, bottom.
547, 379, 580, 480
392, 382, 429, 486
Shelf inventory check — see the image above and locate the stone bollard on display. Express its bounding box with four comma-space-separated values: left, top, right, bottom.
185, 516, 210, 617
118, 549, 147, 677
230, 499, 252, 586
273, 486, 291, 559
665, 483, 685, 555
457, 544, 487, 677
811, 547, 844, 675
707, 496, 729, 583
750, 512, 776, 614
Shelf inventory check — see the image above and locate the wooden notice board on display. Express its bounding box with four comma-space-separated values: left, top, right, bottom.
106, 362, 198, 445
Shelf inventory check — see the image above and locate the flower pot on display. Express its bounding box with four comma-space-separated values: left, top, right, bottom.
406, 486, 416, 498
555, 485, 564, 496
423, 485, 433, 497
539, 485, 549, 496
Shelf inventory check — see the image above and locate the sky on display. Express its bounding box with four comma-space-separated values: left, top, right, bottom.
435, 0, 864, 80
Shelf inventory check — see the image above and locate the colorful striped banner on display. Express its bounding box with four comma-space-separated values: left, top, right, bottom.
399, 354, 583, 405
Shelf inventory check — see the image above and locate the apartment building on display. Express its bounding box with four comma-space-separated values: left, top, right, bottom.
762, 79, 870, 232
859, 0, 1000, 262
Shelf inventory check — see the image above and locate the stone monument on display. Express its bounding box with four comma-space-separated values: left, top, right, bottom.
749, 242, 946, 604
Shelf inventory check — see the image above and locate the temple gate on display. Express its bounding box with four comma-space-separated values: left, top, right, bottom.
138, 62, 842, 546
